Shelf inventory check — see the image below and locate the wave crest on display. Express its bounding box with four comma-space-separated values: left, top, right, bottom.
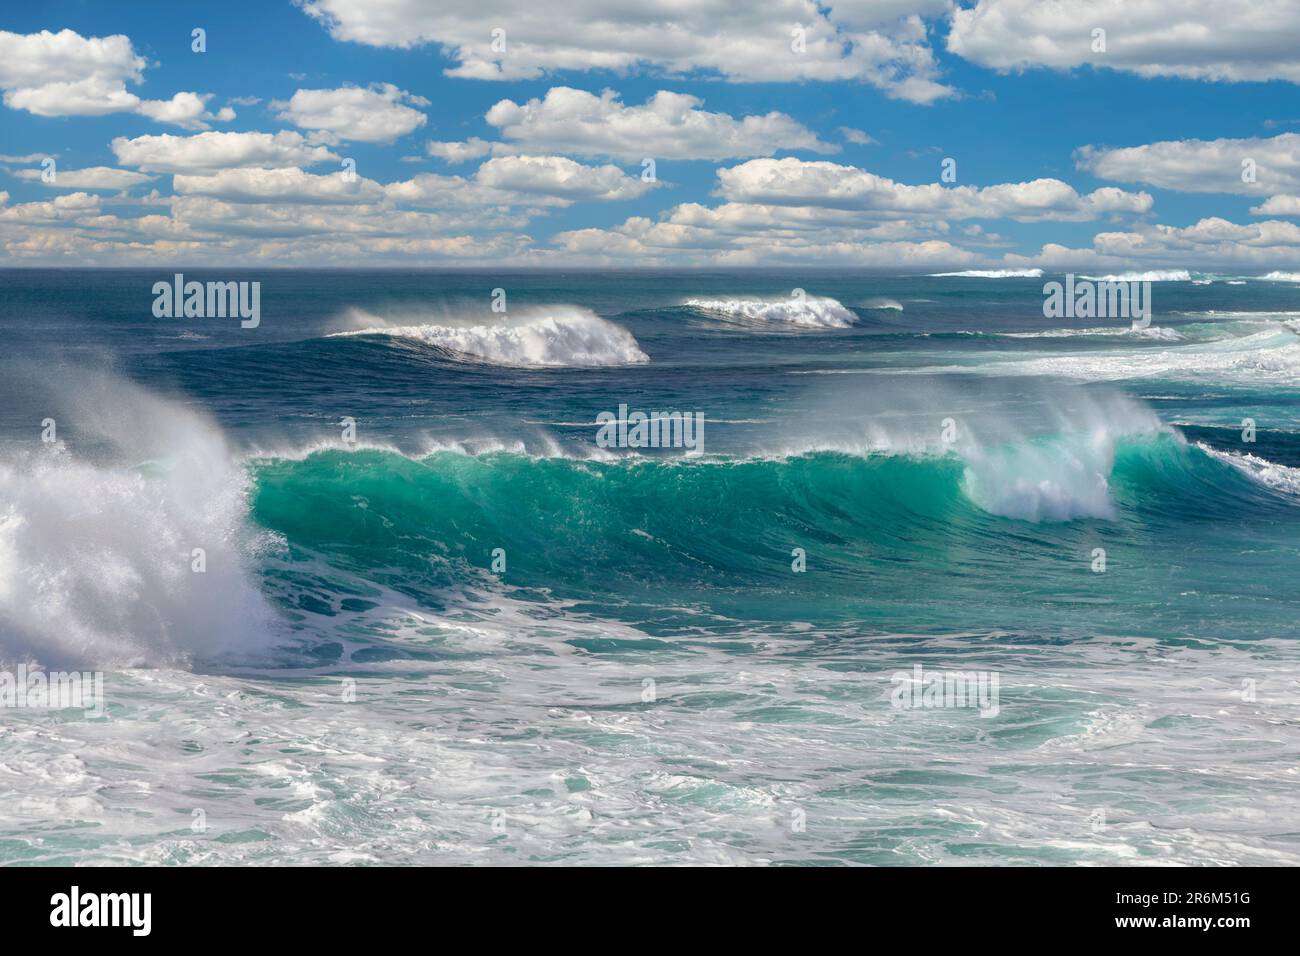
335, 307, 649, 367
929, 269, 1043, 278
0, 374, 278, 668
1081, 270, 1192, 282
684, 296, 856, 329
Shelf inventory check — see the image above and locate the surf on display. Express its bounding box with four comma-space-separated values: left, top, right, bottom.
332, 306, 649, 367
684, 295, 856, 329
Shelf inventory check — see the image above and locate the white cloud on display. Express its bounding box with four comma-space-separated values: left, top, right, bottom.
0, 29, 230, 127
715, 158, 1153, 221
135, 92, 228, 130
172, 167, 387, 204
839, 127, 876, 145
297, 0, 954, 102
1251, 195, 1300, 216
274, 84, 429, 143
475, 156, 654, 201
11, 166, 155, 190
1009, 216, 1300, 270
1076, 133, 1300, 195
111, 131, 342, 173
484, 87, 836, 161
0, 191, 103, 225
551, 208, 979, 267
0, 29, 143, 115
386, 155, 652, 207
948, 0, 1300, 85
426, 138, 494, 163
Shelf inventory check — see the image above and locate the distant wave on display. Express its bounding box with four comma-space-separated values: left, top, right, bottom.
1262, 271, 1300, 282
684, 296, 856, 329
1082, 270, 1191, 282
862, 297, 904, 311
333, 307, 649, 367
956, 327, 1300, 384
1003, 325, 1184, 341
929, 269, 1043, 278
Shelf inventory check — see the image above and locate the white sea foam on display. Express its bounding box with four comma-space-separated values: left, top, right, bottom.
1195, 443, 1300, 497
909, 324, 1300, 385
1081, 270, 1192, 282
960, 432, 1120, 521
0, 374, 280, 668
334, 307, 649, 367
1262, 271, 1300, 282
929, 269, 1043, 278
1003, 325, 1184, 341
684, 296, 856, 329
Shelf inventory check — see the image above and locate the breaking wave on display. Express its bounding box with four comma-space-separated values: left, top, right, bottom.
333, 307, 649, 367
929, 269, 1043, 278
684, 296, 856, 329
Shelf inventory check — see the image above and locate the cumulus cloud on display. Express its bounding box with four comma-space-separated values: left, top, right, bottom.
551, 208, 980, 267
10, 166, 155, 190
484, 87, 837, 161
274, 84, 429, 143
386, 155, 652, 207
1008, 216, 1300, 270
0, 29, 230, 127
111, 131, 342, 173
474, 156, 654, 201
715, 158, 1153, 221
135, 92, 223, 129
1076, 133, 1300, 196
948, 0, 1300, 85
297, 0, 954, 102
172, 167, 388, 204
166, 155, 651, 209
426, 138, 494, 163
1251, 195, 1300, 216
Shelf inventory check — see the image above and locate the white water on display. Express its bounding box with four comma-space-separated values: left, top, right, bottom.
335, 307, 649, 367
1002, 325, 1184, 341
1195, 443, 1300, 497
929, 269, 1042, 278
684, 296, 856, 329
0, 376, 279, 668
1081, 269, 1192, 282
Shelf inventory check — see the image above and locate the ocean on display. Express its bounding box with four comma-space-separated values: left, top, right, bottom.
1, 268, 1297, 865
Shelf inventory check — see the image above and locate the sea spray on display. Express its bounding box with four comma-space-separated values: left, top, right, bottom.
332, 307, 648, 366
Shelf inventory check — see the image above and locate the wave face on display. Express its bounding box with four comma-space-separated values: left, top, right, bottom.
335, 307, 649, 366
245, 429, 1297, 619
684, 296, 856, 328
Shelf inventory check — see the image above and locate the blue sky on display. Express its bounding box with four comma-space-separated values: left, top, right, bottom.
2, 0, 1300, 270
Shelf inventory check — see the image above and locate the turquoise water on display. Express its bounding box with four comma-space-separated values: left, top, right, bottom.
1, 269, 1298, 864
